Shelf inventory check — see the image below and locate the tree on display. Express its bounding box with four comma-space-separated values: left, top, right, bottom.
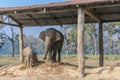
2, 27, 18, 57
103, 22, 120, 55
84, 23, 99, 55
68, 27, 77, 54
62, 25, 70, 55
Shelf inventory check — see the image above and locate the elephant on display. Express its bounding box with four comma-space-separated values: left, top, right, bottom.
39, 28, 64, 62
23, 46, 39, 67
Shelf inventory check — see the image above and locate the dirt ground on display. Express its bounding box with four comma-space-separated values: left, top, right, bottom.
0, 57, 120, 80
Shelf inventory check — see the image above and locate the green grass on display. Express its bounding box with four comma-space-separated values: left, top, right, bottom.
85, 55, 120, 60
61, 54, 77, 60
104, 55, 120, 60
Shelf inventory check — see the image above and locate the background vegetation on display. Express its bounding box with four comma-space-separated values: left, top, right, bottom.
0, 22, 120, 57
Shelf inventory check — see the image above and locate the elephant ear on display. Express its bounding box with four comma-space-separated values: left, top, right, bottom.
39, 31, 45, 41
55, 32, 61, 41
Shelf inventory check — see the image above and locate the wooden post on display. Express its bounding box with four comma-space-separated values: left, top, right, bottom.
99, 22, 104, 67
77, 7, 85, 78
19, 26, 24, 63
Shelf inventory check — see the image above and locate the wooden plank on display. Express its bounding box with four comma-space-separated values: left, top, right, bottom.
84, 9, 101, 23
27, 14, 40, 25
8, 15, 22, 25
0, 21, 20, 27
1, 9, 77, 15
99, 22, 104, 67
87, 3, 120, 9
77, 7, 85, 78
48, 13, 62, 25
19, 26, 24, 63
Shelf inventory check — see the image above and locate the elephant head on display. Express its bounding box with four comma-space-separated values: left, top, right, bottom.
39, 28, 61, 42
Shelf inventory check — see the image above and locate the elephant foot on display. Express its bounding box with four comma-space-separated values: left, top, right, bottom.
58, 60, 61, 62
52, 60, 57, 63
43, 57, 46, 60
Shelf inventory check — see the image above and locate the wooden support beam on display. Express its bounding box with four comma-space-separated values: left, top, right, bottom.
0, 21, 20, 27
1, 8, 77, 15
19, 26, 24, 63
77, 7, 85, 78
8, 15, 22, 25
27, 14, 40, 25
69, 12, 77, 23
99, 22, 104, 67
84, 9, 101, 23
87, 3, 120, 9
49, 13, 62, 25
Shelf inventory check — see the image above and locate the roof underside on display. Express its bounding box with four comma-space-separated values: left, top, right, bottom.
0, 0, 120, 27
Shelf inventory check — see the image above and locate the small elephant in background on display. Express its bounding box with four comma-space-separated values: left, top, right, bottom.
39, 28, 64, 62
23, 46, 39, 67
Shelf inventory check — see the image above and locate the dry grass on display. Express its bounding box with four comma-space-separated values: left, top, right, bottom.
0, 55, 120, 80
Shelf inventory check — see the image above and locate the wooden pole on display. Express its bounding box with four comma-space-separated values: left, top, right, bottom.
19, 26, 24, 63
77, 7, 85, 78
99, 22, 104, 67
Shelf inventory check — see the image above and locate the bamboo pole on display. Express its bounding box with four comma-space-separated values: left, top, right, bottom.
77, 7, 85, 78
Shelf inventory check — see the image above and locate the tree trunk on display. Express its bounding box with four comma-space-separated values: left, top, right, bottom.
99, 22, 104, 67
77, 7, 85, 78
63, 26, 69, 55
66, 41, 69, 55
11, 27, 15, 57
94, 38, 97, 55
11, 40, 15, 57
110, 37, 114, 55
19, 26, 24, 63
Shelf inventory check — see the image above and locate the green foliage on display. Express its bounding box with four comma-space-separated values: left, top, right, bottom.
68, 27, 77, 43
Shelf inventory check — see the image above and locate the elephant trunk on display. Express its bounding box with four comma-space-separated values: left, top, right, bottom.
43, 36, 53, 61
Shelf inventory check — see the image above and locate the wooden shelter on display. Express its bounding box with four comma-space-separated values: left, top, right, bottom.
0, 0, 120, 77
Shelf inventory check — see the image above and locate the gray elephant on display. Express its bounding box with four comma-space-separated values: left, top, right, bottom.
39, 28, 64, 62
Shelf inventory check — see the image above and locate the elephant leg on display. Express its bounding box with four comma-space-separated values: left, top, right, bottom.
58, 49, 61, 62
30, 56, 33, 67
27, 55, 30, 67
43, 51, 48, 60
53, 50, 57, 62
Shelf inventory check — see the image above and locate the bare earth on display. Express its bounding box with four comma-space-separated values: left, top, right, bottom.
0, 58, 120, 80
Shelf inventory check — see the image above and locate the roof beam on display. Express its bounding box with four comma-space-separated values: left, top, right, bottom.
8, 15, 22, 25
27, 14, 40, 25
87, 3, 120, 9
69, 13, 76, 23
1, 8, 77, 16
84, 9, 101, 23
48, 13, 62, 25
0, 21, 20, 27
